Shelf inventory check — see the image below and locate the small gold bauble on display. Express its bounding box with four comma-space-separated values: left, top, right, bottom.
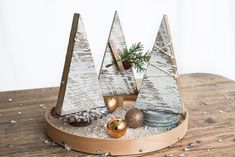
107, 118, 127, 138
104, 97, 117, 113
125, 108, 144, 128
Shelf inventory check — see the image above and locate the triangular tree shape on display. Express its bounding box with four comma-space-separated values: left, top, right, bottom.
55, 14, 105, 115
98, 11, 138, 96
135, 15, 184, 130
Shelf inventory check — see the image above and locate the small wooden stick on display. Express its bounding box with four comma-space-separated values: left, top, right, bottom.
108, 40, 125, 71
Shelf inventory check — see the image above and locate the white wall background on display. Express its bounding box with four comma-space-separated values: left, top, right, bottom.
0, 0, 235, 91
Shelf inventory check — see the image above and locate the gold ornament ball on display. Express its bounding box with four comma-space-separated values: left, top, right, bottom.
104, 97, 117, 113
125, 108, 144, 128
107, 118, 127, 138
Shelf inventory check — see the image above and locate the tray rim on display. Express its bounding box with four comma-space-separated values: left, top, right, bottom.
45, 106, 188, 155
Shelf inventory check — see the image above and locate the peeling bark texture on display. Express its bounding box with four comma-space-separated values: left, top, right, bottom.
135, 15, 183, 129
55, 14, 105, 116
98, 11, 138, 96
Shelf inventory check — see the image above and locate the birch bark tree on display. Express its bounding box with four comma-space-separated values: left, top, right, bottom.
98, 11, 138, 96
135, 15, 184, 130
55, 14, 105, 116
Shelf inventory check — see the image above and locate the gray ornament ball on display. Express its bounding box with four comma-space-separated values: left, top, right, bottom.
125, 108, 144, 128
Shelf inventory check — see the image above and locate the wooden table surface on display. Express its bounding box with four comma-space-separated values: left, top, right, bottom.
0, 73, 235, 157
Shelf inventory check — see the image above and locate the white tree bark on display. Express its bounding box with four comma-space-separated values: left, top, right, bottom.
55, 14, 105, 115
135, 15, 183, 130
98, 11, 138, 96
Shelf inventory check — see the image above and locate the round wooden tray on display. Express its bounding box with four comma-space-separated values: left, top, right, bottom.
45, 106, 188, 156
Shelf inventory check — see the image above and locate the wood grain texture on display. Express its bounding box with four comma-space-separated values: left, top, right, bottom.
0, 73, 235, 156
98, 11, 138, 96
55, 14, 105, 115
135, 15, 183, 129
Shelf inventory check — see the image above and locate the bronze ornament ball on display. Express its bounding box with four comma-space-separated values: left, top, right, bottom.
107, 118, 127, 138
104, 97, 117, 113
125, 108, 144, 128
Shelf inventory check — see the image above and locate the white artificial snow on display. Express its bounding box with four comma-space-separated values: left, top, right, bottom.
50, 106, 180, 139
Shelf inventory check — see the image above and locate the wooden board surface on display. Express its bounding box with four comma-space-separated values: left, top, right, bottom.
98, 11, 138, 96
55, 14, 105, 115
0, 73, 235, 157
136, 15, 183, 129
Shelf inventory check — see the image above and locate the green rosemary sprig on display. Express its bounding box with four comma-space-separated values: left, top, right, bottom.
106, 42, 151, 73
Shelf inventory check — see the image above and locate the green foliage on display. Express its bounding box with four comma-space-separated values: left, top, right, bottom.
106, 42, 151, 73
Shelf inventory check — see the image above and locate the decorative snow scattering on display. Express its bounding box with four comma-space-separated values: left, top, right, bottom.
50, 106, 181, 139
44, 139, 51, 144
10, 120, 16, 124
40, 104, 45, 107
218, 110, 224, 113
64, 144, 71, 151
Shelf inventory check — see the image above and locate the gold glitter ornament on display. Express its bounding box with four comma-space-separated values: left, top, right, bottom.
104, 97, 117, 113
125, 108, 144, 128
107, 118, 127, 138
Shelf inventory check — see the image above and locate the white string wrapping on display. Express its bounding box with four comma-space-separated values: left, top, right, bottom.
149, 63, 179, 78
155, 40, 175, 59
151, 40, 179, 78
